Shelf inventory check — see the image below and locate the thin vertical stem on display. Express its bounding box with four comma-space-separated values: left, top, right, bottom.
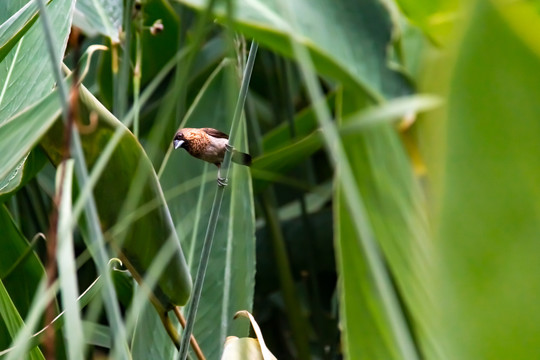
177, 41, 258, 360
114, 0, 134, 120
133, 31, 142, 138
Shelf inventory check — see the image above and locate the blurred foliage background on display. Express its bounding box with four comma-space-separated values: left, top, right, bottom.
1, 0, 540, 359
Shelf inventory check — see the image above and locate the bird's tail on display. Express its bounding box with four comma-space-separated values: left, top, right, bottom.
232, 150, 252, 166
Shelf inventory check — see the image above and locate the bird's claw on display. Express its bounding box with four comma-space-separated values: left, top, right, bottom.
217, 177, 228, 187
225, 143, 233, 152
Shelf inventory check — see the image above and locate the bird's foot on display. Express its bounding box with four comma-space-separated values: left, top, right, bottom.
225, 143, 233, 152
217, 177, 228, 187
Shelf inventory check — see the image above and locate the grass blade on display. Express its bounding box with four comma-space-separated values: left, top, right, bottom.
55, 160, 84, 359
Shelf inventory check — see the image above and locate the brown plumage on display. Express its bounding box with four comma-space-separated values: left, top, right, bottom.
173, 127, 251, 186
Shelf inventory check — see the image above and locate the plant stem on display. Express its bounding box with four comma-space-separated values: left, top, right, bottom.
114, 0, 134, 120
133, 31, 142, 138
173, 307, 205, 360
177, 41, 258, 360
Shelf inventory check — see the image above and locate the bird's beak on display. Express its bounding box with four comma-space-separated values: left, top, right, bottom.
173, 139, 184, 149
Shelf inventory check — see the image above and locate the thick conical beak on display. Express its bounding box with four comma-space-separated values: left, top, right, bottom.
173, 139, 184, 149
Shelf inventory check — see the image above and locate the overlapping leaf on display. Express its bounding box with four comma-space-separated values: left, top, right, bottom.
176, 0, 411, 101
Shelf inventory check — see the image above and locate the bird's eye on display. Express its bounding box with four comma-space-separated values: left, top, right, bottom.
175, 133, 183, 140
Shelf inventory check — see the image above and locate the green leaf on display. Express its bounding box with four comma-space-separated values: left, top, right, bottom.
253, 131, 322, 178
334, 137, 401, 360
0, 148, 47, 203
334, 83, 436, 359
176, 0, 411, 100
73, 0, 122, 41
0, 45, 107, 203
428, 1, 540, 358
261, 91, 335, 153
0, 90, 61, 194
273, 182, 332, 222
160, 61, 256, 359
0, 272, 105, 356
0, 0, 73, 122
0, 280, 44, 360
0, 0, 44, 63
0, 0, 73, 214
0, 205, 45, 359
82, 321, 111, 348
131, 302, 177, 360
394, 0, 458, 44
250, 92, 335, 192
111, 267, 135, 310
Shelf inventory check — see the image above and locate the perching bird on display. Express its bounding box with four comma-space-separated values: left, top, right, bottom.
173, 127, 252, 186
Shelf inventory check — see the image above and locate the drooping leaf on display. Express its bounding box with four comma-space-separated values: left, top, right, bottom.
221, 311, 277, 360
221, 338, 264, 360
40, 82, 192, 310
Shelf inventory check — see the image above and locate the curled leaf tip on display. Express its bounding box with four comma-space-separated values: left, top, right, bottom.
233, 310, 250, 320
108, 257, 123, 269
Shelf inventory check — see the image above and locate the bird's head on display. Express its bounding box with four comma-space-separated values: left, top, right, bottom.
173, 131, 188, 150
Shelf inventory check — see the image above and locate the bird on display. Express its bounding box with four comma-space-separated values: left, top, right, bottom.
173, 127, 252, 186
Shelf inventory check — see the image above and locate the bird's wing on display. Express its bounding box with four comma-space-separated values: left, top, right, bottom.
202, 128, 229, 139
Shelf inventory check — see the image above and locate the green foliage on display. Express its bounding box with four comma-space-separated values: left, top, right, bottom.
0, 205, 45, 355
0, 0, 43, 62
177, 0, 412, 100
428, 1, 540, 358
160, 59, 255, 360
1, 0, 540, 359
